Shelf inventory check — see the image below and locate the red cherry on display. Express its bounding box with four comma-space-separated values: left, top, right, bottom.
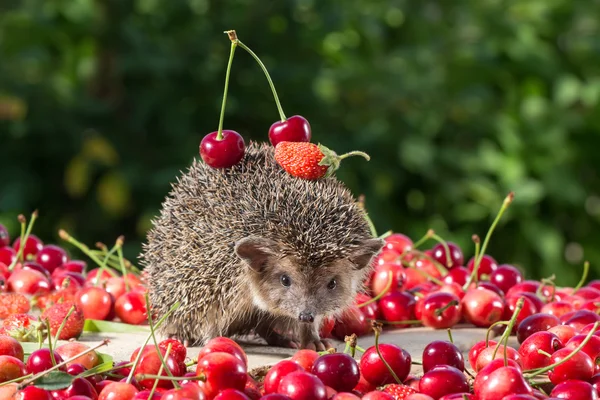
550, 379, 599, 400
291, 349, 320, 371
563, 310, 600, 331
354, 293, 379, 322
565, 334, 600, 370
489, 264, 523, 294
77, 286, 114, 321
477, 282, 504, 297
277, 370, 327, 400
575, 286, 600, 300
197, 352, 247, 397
419, 292, 462, 329
422, 340, 464, 372
319, 315, 335, 338
371, 263, 406, 296
472, 359, 521, 396
547, 347, 595, 384
26, 348, 65, 374
114, 291, 147, 325
0, 336, 24, 361
98, 382, 139, 400
437, 282, 466, 300
17, 386, 52, 400
7, 268, 51, 295
332, 306, 369, 339
268, 115, 311, 147
0, 355, 27, 383
55, 376, 99, 399
475, 366, 532, 400
403, 268, 428, 290
461, 288, 504, 328
379, 291, 416, 326
311, 353, 360, 392
549, 325, 578, 344
362, 392, 395, 400
264, 360, 304, 394
431, 242, 464, 269
36, 244, 68, 274
466, 254, 498, 279
518, 331, 563, 370
0, 247, 16, 267
383, 234, 413, 255
419, 365, 469, 399
505, 281, 540, 297
359, 343, 411, 386
443, 266, 470, 286
541, 301, 574, 318
516, 313, 560, 344
213, 389, 250, 399
12, 234, 44, 259
200, 130, 245, 169
475, 345, 521, 372
62, 260, 87, 274
198, 337, 248, 368
501, 295, 537, 333
20, 261, 50, 278
468, 340, 498, 371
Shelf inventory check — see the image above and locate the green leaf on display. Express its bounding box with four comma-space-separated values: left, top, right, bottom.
80, 352, 114, 377
83, 319, 149, 333
32, 371, 74, 391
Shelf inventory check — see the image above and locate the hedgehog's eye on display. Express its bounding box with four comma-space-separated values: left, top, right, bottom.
327, 278, 337, 290
280, 274, 291, 287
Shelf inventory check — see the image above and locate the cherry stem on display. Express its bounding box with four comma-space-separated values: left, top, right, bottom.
401, 248, 448, 276
338, 151, 370, 161
373, 324, 402, 384
45, 319, 57, 367
429, 231, 453, 268
115, 236, 130, 292
145, 293, 180, 389
573, 261, 590, 291
216, 39, 237, 140
463, 193, 514, 291
525, 321, 600, 377
357, 195, 378, 238
405, 264, 444, 285
9, 210, 38, 270
53, 306, 76, 350
411, 229, 434, 250
492, 297, 524, 366
485, 320, 508, 346
536, 275, 555, 302
136, 374, 203, 382
370, 319, 422, 326
148, 343, 172, 398
537, 349, 552, 358
344, 334, 358, 358
79, 361, 134, 379
18, 339, 109, 389
59, 230, 118, 278
226, 30, 286, 122
378, 230, 393, 240
434, 300, 459, 317
411, 360, 423, 365
357, 273, 393, 308
127, 301, 181, 384
447, 329, 454, 344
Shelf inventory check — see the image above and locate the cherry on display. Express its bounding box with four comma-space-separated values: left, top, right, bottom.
489, 264, 523, 294
383, 234, 413, 255
13, 234, 44, 259
475, 345, 521, 371
516, 313, 560, 344
518, 331, 563, 370
260, 395, 292, 400
502, 295, 537, 333
371, 263, 406, 296
76, 286, 114, 321
565, 334, 600, 370
264, 360, 304, 394
549, 324, 578, 344
477, 282, 504, 297
548, 347, 595, 384
0, 246, 16, 266
468, 340, 498, 371
52, 271, 85, 291
575, 286, 600, 300
355, 293, 379, 322
467, 254, 498, 279
197, 352, 247, 398
475, 366, 532, 400
541, 301, 575, 318
20, 261, 50, 278
18, 386, 53, 400
200, 130, 246, 169
35, 244, 68, 274
0, 355, 27, 383
114, 291, 147, 325
379, 291, 416, 326
67, 363, 88, 376
461, 288, 504, 328
563, 310, 600, 331
359, 343, 412, 386
62, 260, 87, 274
472, 359, 521, 397
0, 224, 9, 247
443, 266, 470, 286
0, 335, 24, 361
268, 116, 311, 147
319, 315, 335, 338
403, 267, 429, 290
56, 377, 99, 399
198, 337, 248, 367
550, 379, 599, 400
133, 391, 163, 400
332, 306, 369, 339
422, 340, 464, 372
213, 389, 251, 399
431, 242, 464, 269
419, 365, 469, 399
419, 292, 462, 329
291, 350, 319, 371
27, 348, 66, 374
437, 282, 466, 300
55, 342, 99, 370
505, 281, 540, 297
330, 394, 360, 400
7, 268, 51, 295
311, 353, 359, 392
277, 370, 327, 400
98, 382, 139, 400
85, 268, 114, 286
104, 277, 127, 300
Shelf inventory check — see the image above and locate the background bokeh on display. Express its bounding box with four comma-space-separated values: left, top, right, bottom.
2, 0, 600, 285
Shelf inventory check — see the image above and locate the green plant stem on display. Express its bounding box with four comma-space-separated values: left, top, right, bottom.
149, 343, 172, 398
357, 273, 393, 308
491, 297, 524, 366
116, 238, 130, 292
378, 231, 393, 240
59, 230, 118, 277
216, 40, 237, 140
338, 151, 370, 161
9, 210, 38, 269
229, 32, 286, 122
373, 328, 402, 384
46, 319, 57, 367
573, 261, 590, 291
429, 231, 453, 267
411, 229, 434, 250
53, 306, 75, 350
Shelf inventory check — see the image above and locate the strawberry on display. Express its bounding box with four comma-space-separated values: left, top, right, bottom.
40, 301, 85, 340
382, 384, 418, 400
0, 293, 30, 319
33, 288, 77, 311
0, 313, 41, 342
159, 338, 187, 364
274, 141, 370, 180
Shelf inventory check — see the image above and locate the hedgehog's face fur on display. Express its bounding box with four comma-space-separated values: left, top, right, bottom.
235, 236, 383, 323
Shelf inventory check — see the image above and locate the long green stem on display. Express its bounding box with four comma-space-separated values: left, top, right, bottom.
9, 210, 38, 270
338, 151, 370, 161
373, 327, 402, 384
59, 230, 118, 277
573, 261, 590, 291
491, 297, 523, 365
149, 343, 172, 398
146, 293, 180, 389
429, 232, 453, 267
226, 30, 286, 122
357, 272, 393, 308
216, 40, 237, 140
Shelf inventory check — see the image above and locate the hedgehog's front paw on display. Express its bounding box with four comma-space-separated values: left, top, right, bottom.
300, 337, 333, 352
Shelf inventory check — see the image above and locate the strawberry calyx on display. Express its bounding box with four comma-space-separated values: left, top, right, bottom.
317, 144, 371, 178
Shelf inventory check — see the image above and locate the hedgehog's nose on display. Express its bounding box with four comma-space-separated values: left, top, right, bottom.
298, 311, 315, 323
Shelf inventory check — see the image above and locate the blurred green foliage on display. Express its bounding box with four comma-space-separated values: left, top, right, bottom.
1, 0, 600, 285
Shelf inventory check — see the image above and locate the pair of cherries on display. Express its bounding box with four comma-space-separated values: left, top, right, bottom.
200, 115, 310, 169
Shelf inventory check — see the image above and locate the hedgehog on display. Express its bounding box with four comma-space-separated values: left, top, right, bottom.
140, 141, 383, 350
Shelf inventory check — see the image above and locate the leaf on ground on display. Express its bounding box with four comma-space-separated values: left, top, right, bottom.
81, 352, 114, 377
83, 319, 149, 333
32, 371, 74, 390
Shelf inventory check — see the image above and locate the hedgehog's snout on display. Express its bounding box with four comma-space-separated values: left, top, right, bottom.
298, 311, 315, 323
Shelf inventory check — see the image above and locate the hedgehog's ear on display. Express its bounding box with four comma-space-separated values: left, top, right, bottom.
348, 238, 385, 270
235, 236, 279, 272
